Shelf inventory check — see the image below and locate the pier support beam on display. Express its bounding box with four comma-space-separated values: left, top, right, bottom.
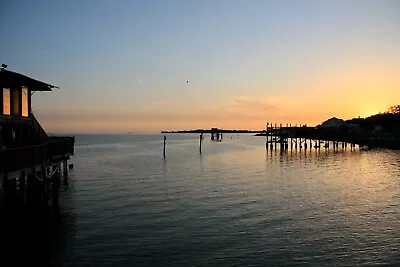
2, 174, 15, 207
26, 168, 42, 207
63, 159, 68, 184
41, 166, 48, 207
19, 171, 26, 205
26, 173, 34, 205
52, 167, 61, 219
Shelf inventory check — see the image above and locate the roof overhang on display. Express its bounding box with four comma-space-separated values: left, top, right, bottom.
0, 68, 58, 91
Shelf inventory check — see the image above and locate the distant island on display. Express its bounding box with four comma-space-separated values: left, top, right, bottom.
161, 129, 263, 134
344, 106, 400, 132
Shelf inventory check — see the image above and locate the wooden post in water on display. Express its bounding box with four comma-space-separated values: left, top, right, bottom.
63, 158, 68, 185
279, 124, 282, 150
163, 135, 166, 157
265, 123, 267, 149
41, 166, 48, 207
270, 123, 273, 150
274, 123, 278, 150
2, 173, 9, 205
289, 124, 292, 150
267, 122, 272, 150
285, 124, 288, 150
199, 133, 203, 154
268, 123, 272, 149
27, 167, 36, 206
265, 123, 268, 150
19, 171, 26, 205
9, 178, 17, 206
52, 166, 61, 219
285, 124, 289, 150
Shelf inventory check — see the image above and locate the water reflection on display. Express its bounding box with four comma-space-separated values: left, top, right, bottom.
266, 146, 361, 163
0, 183, 77, 266
7, 136, 399, 267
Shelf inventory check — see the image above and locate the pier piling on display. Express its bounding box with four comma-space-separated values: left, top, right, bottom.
52, 167, 61, 219
19, 172, 26, 204
263, 121, 366, 155
163, 135, 166, 158
199, 133, 203, 154
63, 159, 68, 185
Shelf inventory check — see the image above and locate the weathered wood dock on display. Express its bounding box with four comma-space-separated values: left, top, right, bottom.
262, 123, 400, 151
0, 65, 75, 213
161, 129, 262, 134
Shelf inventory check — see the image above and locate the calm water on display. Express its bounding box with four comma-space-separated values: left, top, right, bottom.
7, 134, 400, 266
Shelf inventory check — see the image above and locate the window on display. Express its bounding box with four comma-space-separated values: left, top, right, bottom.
3, 88, 10, 115
22, 86, 28, 117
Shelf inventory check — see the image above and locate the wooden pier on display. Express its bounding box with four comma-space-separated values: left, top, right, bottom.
0, 65, 75, 214
264, 122, 368, 152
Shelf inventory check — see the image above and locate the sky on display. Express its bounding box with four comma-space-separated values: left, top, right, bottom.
1, 0, 399, 133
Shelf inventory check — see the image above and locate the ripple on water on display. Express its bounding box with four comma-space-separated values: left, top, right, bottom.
37, 135, 400, 267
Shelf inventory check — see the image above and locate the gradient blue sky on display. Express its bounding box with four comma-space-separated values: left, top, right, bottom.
1, 0, 399, 133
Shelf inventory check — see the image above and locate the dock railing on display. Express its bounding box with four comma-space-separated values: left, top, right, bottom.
0, 136, 74, 174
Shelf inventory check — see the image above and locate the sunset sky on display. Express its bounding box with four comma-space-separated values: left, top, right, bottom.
1, 0, 399, 133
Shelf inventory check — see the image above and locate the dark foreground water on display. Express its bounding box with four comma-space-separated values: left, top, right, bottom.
4, 134, 400, 266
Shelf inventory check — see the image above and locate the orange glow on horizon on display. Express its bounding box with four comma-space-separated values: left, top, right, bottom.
34, 62, 400, 133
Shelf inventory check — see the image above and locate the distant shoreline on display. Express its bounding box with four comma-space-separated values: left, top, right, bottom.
161, 129, 264, 134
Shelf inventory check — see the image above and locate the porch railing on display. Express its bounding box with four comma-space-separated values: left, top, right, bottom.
0, 136, 74, 174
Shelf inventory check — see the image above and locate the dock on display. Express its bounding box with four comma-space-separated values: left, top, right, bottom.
262, 123, 400, 151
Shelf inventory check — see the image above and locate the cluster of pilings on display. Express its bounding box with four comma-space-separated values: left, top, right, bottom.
265, 123, 358, 152
211, 130, 223, 141
0, 159, 71, 216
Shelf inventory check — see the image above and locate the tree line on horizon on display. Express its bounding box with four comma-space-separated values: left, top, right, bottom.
346, 105, 400, 131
